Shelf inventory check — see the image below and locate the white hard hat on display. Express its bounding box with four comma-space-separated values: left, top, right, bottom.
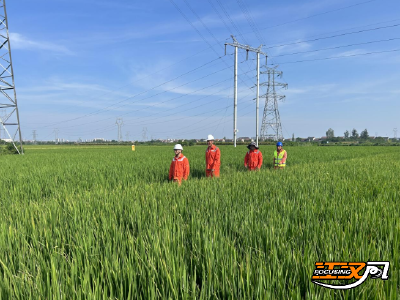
207, 134, 215, 141
173, 144, 183, 150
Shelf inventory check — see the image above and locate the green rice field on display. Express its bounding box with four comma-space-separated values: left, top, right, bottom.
0, 145, 398, 299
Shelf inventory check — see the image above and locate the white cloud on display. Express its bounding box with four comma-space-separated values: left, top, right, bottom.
331, 49, 366, 57
10, 33, 73, 55
270, 41, 313, 57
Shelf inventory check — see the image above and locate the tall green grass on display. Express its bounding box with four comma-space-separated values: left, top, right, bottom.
0, 145, 398, 299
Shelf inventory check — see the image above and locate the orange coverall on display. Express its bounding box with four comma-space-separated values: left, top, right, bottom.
205, 145, 220, 177
169, 153, 190, 183
244, 149, 263, 170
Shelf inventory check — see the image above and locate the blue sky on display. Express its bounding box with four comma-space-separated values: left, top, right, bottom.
6, 0, 400, 141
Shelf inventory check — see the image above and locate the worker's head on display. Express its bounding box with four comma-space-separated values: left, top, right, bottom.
276, 141, 283, 150
207, 134, 214, 146
247, 142, 259, 151
173, 144, 183, 156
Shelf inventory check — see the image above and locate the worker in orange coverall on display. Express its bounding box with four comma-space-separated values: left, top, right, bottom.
244, 142, 263, 171
169, 144, 190, 184
205, 134, 220, 177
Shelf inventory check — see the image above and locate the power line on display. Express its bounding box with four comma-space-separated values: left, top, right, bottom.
152, 99, 257, 138
271, 37, 400, 57
269, 17, 400, 48
36, 56, 229, 129
62, 84, 257, 139
235, 0, 266, 45
124, 84, 255, 128
34, 57, 257, 134
175, 0, 256, 83
246, 0, 379, 35
26, 16, 399, 132
24, 2, 390, 130
265, 23, 400, 50
57, 73, 257, 137
25, 1, 397, 140
124, 86, 235, 126
206, 0, 233, 36
214, 0, 250, 45
168, 0, 224, 58
271, 48, 400, 65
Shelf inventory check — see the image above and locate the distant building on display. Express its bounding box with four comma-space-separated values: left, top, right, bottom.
238, 137, 251, 142
93, 138, 105, 142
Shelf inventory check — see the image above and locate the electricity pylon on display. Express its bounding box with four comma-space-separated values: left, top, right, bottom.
260, 66, 287, 141
142, 127, 147, 142
115, 118, 123, 142
0, 0, 23, 153
32, 130, 37, 144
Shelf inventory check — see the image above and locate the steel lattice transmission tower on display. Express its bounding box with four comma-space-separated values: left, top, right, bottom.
0, 0, 23, 153
260, 66, 287, 141
115, 118, 123, 142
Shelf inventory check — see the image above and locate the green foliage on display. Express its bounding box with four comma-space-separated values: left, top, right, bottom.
326, 128, 334, 139
0, 145, 398, 299
1, 143, 19, 155
360, 129, 369, 139
351, 128, 359, 139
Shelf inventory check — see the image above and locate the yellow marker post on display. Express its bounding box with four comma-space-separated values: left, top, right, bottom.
131, 145, 135, 151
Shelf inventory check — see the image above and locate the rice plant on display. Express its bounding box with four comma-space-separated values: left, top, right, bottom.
0, 145, 398, 299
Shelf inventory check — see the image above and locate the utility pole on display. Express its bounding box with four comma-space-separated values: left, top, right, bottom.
125, 131, 130, 142
115, 118, 123, 142
225, 35, 267, 147
32, 130, 37, 144
0, 0, 23, 153
394, 128, 398, 140
256, 52, 260, 147
260, 66, 287, 141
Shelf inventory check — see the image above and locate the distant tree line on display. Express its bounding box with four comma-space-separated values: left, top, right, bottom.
326, 128, 375, 140
327, 128, 370, 140
322, 128, 398, 145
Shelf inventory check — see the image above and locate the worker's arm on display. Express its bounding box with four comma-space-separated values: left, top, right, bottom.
205, 150, 210, 170
281, 151, 287, 164
213, 148, 221, 169
183, 158, 190, 180
258, 151, 263, 169
213, 148, 220, 170
244, 153, 248, 167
